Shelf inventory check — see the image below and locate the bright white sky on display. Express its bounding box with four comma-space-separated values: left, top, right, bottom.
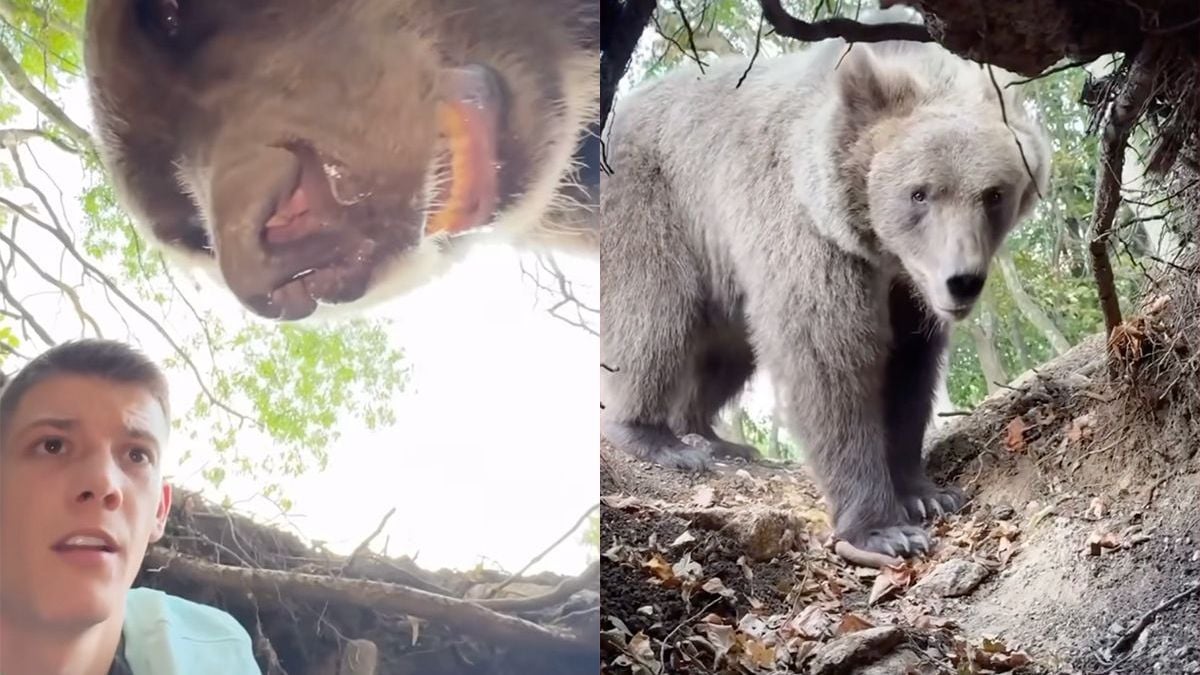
1, 76, 598, 576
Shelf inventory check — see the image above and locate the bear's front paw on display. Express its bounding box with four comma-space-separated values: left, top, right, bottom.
839, 523, 931, 558
898, 481, 966, 523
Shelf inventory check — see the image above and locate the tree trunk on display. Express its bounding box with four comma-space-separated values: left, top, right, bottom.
995, 249, 1072, 355
969, 309, 1009, 393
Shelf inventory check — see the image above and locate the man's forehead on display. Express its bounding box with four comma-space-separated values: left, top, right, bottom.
7, 374, 168, 442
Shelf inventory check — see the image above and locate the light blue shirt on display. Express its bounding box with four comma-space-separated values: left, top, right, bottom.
122, 587, 262, 675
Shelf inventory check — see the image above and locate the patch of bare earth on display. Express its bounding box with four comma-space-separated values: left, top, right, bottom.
600, 259, 1200, 674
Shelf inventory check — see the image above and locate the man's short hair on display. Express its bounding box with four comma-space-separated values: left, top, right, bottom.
0, 339, 171, 432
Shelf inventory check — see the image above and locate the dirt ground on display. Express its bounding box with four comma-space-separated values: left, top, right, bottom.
600, 289, 1200, 674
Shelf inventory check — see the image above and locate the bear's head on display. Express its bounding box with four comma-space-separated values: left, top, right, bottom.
84, 0, 597, 321
834, 43, 1051, 323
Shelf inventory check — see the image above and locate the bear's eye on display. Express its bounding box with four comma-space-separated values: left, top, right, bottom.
982, 187, 1003, 206
911, 189, 927, 204
138, 0, 182, 39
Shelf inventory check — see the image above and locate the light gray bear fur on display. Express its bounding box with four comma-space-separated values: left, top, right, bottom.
599, 7, 1051, 556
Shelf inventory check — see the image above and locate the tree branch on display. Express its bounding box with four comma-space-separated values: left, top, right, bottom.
478, 559, 599, 612
485, 503, 599, 599
758, 0, 932, 44
1088, 40, 1165, 344
143, 549, 593, 654
600, 0, 658, 125
0, 196, 259, 428
0, 127, 79, 154
0, 42, 93, 153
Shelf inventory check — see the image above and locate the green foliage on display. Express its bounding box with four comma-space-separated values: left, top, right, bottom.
582, 512, 600, 562
0, 322, 19, 372
0, 0, 85, 91
737, 409, 802, 462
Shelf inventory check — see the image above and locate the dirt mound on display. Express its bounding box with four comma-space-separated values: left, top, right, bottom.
136, 487, 599, 675
599, 255, 1200, 674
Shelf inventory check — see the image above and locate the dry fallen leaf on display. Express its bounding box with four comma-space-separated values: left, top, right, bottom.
602, 495, 642, 510
672, 552, 704, 581
698, 622, 736, 665
740, 636, 777, 669
1088, 496, 1107, 519
643, 553, 677, 585
836, 613, 875, 635
785, 604, 832, 640
671, 530, 697, 548
702, 577, 736, 598
868, 566, 907, 605
1005, 417, 1029, 453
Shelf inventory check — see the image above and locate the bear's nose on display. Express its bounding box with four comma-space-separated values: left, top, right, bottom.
946, 273, 986, 301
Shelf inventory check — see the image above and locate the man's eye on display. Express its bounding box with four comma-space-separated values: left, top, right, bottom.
129, 448, 153, 464
38, 438, 65, 455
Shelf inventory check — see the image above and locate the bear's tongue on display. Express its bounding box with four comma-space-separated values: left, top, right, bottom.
425, 66, 503, 237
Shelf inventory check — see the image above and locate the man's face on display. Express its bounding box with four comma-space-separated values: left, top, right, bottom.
0, 374, 172, 630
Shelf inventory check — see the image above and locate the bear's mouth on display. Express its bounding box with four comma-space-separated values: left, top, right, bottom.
239, 65, 509, 321
422, 64, 505, 238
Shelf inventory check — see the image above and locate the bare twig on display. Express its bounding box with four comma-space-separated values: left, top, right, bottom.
342, 507, 397, 572
1105, 582, 1200, 658
478, 559, 599, 612
0, 230, 102, 337
1006, 59, 1092, 87
486, 503, 600, 599
0, 278, 55, 346
671, 0, 705, 73
736, 12, 766, 89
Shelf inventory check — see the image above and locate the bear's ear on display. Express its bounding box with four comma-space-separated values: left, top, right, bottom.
835, 45, 921, 134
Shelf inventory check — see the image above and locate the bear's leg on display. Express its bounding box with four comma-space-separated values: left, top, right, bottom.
599, 176, 713, 472
673, 324, 763, 463
885, 282, 966, 522
747, 254, 929, 557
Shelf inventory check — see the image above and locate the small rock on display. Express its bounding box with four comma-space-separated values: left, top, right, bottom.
991, 504, 1016, 520
1183, 660, 1200, 674
912, 559, 990, 598
852, 647, 924, 674
809, 625, 904, 675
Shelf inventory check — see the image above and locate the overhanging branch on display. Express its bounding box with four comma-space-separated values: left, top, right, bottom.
758, 0, 932, 44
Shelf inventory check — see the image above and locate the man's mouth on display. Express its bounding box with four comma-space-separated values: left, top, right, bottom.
52, 530, 121, 567
246, 64, 508, 321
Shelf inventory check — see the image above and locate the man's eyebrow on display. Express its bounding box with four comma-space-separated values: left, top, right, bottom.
125, 426, 162, 446
20, 418, 159, 445
24, 417, 77, 431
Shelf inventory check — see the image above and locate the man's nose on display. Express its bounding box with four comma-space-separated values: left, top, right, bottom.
72, 447, 123, 508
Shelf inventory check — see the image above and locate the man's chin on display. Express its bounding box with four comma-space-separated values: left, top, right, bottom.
32, 575, 127, 627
